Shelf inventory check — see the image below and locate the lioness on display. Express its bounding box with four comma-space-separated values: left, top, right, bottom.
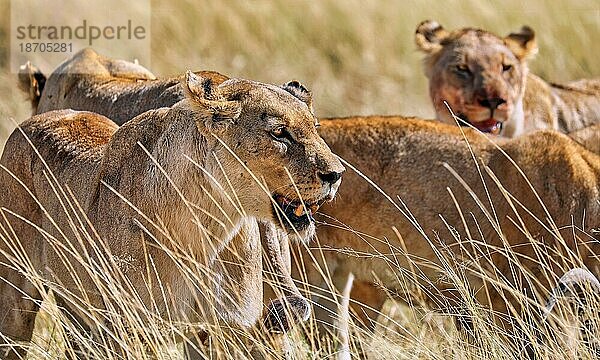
17, 49, 319, 352
0, 72, 344, 359
302, 116, 599, 338
415, 20, 600, 137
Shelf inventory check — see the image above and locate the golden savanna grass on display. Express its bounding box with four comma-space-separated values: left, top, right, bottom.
0, 0, 598, 359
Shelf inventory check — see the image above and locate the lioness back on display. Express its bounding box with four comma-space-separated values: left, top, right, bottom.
2, 109, 117, 203
537, 76, 600, 132
303, 115, 600, 332
16, 109, 117, 159
415, 20, 600, 137
26, 48, 228, 125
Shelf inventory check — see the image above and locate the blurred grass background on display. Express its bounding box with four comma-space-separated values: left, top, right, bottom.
0, 0, 598, 146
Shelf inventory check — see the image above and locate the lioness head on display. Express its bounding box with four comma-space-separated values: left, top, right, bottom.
183, 72, 344, 240
415, 20, 537, 135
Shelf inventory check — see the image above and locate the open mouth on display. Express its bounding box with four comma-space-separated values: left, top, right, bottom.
457, 115, 503, 134
272, 194, 323, 232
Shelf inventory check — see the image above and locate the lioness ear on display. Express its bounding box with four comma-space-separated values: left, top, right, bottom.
185, 70, 213, 100
504, 26, 537, 60
282, 80, 313, 112
18, 61, 46, 111
415, 20, 449, 54
184, 71, 241, 133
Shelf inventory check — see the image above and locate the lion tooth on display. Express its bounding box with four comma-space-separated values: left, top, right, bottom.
294, 204, 305, 217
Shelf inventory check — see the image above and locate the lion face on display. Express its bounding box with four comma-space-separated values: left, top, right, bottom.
184, 72, 344, 240
415, 20, 537, 136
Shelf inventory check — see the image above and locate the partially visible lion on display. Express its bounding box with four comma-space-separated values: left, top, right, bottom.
0, 72, 344, 359
415, 20, 600, 137
301, 116, 600, 347
568, 124, 600, 154
18, 48, 228, 125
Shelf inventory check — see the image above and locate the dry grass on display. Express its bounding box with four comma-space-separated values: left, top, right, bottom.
0, 0, 598, 359
1, 129, 598, 359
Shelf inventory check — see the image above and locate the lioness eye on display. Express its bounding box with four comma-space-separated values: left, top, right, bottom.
270, 127, 286, 139
502, 64, 513, 72
456, 64, 471, 74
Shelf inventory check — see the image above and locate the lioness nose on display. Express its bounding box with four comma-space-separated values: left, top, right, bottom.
478, 97, 506, 110
318, 171, 343, 185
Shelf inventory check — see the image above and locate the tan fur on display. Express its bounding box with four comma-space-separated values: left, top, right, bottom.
24, 48, 228, 125
0, 74, 343, 359
568, 124, 600, 154
297, 116, 600, 335
17, 50, 320, 352
416, 20, 600, 137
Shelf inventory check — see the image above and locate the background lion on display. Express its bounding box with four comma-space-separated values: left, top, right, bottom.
18, 48, 219, 126
300, 116, 599, 349
416, 20, 600, 137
